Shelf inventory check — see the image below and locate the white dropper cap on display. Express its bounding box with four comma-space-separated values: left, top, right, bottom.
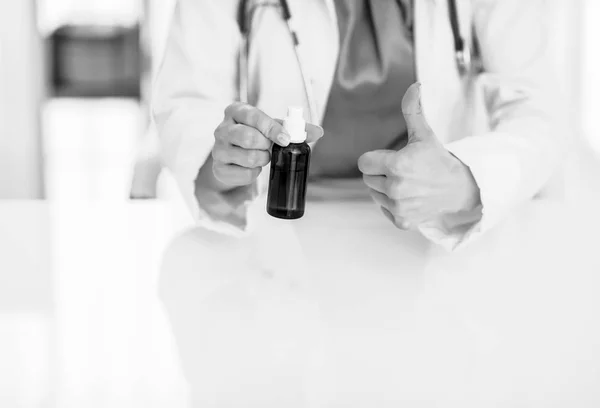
283, 106, 307, 143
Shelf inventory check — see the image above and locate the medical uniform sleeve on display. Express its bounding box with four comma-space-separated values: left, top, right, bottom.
152, 0, 260, 234
419, 0, 568, 251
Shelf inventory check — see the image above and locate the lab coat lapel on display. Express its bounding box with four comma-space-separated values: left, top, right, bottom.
249, 0, 336, 123
296, 0, 449, 132
414, 0, 439, 133
286, 0, 339, 124
284, 0, 461, 140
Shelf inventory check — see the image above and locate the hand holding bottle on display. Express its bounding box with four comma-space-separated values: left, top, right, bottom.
212, 103, 324, 188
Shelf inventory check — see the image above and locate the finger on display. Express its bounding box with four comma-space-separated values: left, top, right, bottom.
213, 145, 270, 168
380, 207, 410, 230
369, 189, 410, 219
369, 189, 394, 211
213, 163, 262, 187
358, 150, 396, 176
226, 103, 290, 146
371, 190, 422, 230
389, 197, 438, 227
222, 124, 272, 150
392, 199, 431, 225
401, 83, 436, 144
274, 119, 324, 143
362, 175, 389, 195
381, 206, 395, 223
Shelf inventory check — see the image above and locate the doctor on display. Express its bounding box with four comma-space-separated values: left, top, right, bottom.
154, 0, 569, 405
153, 0, 564, 251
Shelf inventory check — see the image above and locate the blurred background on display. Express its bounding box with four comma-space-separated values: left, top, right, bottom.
0, 1, 191, 407
0, 0, 597, 407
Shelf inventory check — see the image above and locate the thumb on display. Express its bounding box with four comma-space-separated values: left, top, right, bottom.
305, 123, 325, 143
402, 82, 435, 143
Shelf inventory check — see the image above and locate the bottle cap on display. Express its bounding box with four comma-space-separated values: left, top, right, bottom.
283, 106, 307, 143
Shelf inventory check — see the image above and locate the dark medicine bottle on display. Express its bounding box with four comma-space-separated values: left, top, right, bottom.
267, 107, 311, 220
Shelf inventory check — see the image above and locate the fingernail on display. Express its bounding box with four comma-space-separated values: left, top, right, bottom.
316, 126, 325, 137
278, 133, 290, 145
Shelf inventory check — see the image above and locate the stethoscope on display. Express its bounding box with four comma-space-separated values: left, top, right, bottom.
238, 0, 471, 122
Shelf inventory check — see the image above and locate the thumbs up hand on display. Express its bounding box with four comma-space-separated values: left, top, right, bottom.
358, 83, 481, 230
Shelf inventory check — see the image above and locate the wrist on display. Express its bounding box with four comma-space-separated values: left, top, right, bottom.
197, 154, 237, 194
449, 153, 481, 213
461, 170, 482, 212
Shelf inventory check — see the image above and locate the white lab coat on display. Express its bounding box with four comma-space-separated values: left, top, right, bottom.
152, 0, 567, 251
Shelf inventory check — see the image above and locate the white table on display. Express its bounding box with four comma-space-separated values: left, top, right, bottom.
1, 195, 600, 408
160, 196, 600, 408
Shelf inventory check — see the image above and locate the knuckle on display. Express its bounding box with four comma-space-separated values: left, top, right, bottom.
392, 215, 408, 230
232, 126, 261, 149
258, 150, 271, 166
212, 163, 225, 181
245, 108, 260, 126
385, 157, 403, 176
386, 179, 403, 198
396, 222, 410, 231
245, 128, 261, 149
234, 103, 256, 124
263, 119, 279, 140
390, 201, 404, 215
246, 150, 259, 167
211, 145, 227, 163
214, 122, 227, 141
224, 102, 241, 118
389, 163, 404, 177
234, 127, 252, 148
